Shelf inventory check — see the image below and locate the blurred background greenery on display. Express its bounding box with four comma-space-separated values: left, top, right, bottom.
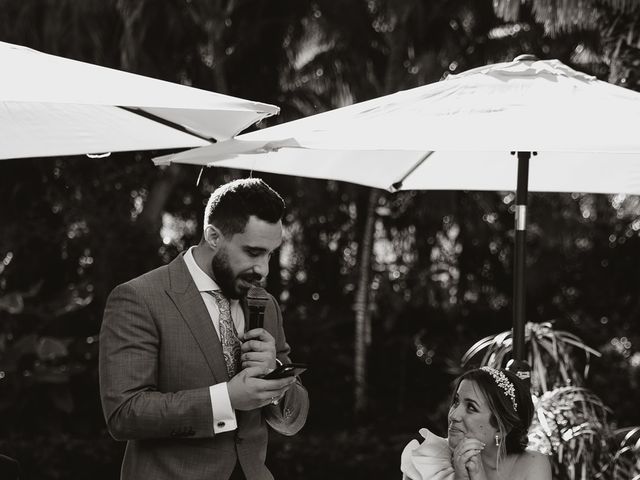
1, 0, 639, 478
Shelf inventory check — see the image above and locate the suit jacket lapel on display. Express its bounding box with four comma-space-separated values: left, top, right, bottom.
165, 253, 229, 382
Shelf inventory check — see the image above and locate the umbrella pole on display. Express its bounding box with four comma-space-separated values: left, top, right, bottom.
508, 151, 532, 383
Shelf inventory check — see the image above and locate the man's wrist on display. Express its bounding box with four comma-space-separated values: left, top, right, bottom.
210, 383, 237, 433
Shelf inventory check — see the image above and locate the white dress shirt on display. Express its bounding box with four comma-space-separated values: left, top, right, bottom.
183, 247, 245, 434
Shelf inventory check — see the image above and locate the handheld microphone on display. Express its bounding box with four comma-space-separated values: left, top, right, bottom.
246, 286, 269, 330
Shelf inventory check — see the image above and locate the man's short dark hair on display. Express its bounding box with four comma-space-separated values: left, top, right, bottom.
204, 178, 285, 235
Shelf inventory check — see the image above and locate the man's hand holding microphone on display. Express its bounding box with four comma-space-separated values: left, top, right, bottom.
228, 286, 295, 410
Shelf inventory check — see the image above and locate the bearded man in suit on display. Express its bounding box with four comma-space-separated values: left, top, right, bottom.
99, 178, 309, 480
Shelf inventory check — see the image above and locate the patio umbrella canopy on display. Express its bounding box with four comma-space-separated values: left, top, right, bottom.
157, 56, 640, 376
156, 56, 640, 195
0, 41, 279, 159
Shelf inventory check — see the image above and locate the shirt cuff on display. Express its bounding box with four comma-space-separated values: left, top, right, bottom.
210, 383, 237, 434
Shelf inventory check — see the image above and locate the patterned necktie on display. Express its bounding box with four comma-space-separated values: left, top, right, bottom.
207, 290, 241, 378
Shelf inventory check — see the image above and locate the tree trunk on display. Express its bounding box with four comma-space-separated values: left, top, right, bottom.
354, 188, 379, 415
116, 0, 146, 72
353, 3, 409, 416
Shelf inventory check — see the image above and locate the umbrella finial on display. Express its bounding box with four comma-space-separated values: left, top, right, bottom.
513, 54, 538, 62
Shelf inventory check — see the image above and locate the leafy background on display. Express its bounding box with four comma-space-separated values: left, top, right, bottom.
1, 0, 640, 478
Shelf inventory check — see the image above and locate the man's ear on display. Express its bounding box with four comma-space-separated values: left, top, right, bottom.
203, 224, 222, 250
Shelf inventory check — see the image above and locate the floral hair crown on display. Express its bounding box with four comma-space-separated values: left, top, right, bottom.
480, 366, 518, 412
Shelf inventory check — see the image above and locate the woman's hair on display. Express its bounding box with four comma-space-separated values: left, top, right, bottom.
452, 367, 534, 457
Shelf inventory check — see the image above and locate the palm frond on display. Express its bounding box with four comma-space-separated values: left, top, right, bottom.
492, 0, 601, 35
600, 0, 640, 14
461, 322, 600, 395
598, 426, 640, 479
459, 334, 499, 365
528, 387, 612, 480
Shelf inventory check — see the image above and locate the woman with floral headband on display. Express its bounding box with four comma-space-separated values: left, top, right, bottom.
401, 367, 551, 480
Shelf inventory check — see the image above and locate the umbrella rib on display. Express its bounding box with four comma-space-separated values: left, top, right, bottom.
118, 106, 217, 143
390, 151, 434, 191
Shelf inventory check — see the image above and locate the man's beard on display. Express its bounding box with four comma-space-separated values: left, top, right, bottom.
211, 249, 261, 299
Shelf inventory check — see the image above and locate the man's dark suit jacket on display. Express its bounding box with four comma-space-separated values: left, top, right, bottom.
99, 253, 309, 480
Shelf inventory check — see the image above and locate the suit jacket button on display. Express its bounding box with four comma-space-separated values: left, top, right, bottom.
217, 421, 226, 428
235, 434, 243, 444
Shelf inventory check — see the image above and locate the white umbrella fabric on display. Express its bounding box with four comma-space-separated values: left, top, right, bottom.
155, 57, 640, 194
156, 55, 640, 374
0, 41, 279, 159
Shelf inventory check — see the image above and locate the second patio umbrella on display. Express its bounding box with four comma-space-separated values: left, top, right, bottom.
156, 55, 640, 374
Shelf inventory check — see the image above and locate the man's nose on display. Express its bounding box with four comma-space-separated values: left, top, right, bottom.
253, 256, 270, 278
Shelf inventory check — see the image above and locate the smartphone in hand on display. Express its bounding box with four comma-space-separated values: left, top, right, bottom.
263, 363, 308, 380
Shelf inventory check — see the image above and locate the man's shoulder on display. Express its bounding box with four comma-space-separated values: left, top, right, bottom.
113, 254, 184, 294
265, 291, 282, 313
120, 263, 167, 288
